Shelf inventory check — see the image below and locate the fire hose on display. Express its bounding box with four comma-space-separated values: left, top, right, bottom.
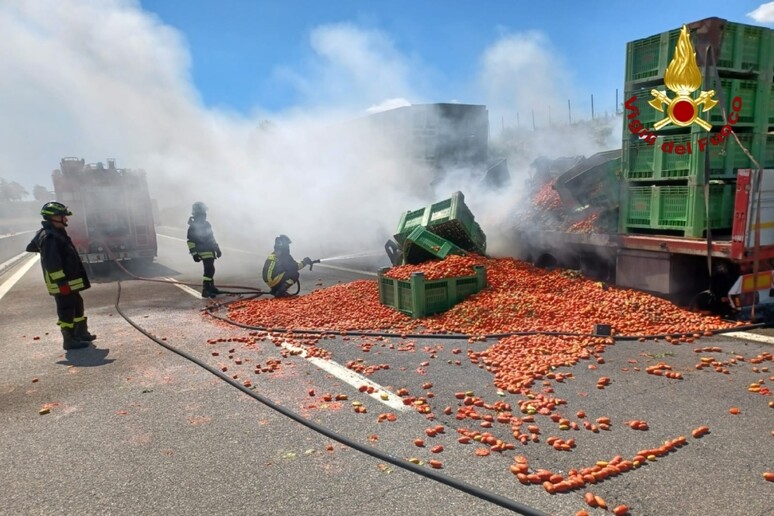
101, 245, 770, 516
103, 254, 548, 515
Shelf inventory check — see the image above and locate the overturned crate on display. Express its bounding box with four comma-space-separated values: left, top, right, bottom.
394, 191, 487, 255
378, 265, 487, 318
402, 225, 467, 265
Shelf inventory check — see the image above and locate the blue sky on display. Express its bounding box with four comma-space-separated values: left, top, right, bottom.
1, 1, 773, 250
137, 0, 774, 117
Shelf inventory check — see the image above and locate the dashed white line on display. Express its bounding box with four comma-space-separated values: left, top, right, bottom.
724, 331, 774, 345
279, 341, 408, 411
163, 276, 203, 297
165, 273, 406, 410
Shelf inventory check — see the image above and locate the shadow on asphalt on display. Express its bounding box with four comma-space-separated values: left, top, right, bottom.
57, 346, 114, 367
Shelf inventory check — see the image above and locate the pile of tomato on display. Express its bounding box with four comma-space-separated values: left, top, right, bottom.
566, 212, 599, 233
227, 256, 737, 337
383, 254, 482, 281
228, 280, 416, 332
531, 180, 562, 212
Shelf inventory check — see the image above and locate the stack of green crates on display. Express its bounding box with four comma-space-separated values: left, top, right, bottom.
377, 265, 487, 318
621, 18, 773, 238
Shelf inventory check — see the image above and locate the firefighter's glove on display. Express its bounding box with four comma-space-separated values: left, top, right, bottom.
215, 247, 222, 258
58, 283, 71, 296
302, 257, 313, 268
193, 255, 201, 262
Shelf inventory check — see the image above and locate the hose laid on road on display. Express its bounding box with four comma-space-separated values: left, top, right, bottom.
112, 279, 549, 516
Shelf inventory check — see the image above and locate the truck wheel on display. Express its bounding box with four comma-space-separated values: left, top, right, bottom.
535, 253, 558, 270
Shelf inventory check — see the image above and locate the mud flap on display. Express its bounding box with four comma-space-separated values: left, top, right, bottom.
384, 239, 402, 266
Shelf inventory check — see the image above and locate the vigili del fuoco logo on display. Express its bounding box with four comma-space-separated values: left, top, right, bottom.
625, 24, 743, 155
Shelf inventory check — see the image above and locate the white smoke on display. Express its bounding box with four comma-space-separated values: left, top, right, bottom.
0, 0, 619, 261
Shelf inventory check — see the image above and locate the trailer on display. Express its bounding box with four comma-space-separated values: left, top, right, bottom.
52, 157, 157, 264
517, 165, 774, 316
515, 17, 774, 320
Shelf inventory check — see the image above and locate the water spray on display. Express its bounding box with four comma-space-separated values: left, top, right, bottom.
317, 250, 384, 262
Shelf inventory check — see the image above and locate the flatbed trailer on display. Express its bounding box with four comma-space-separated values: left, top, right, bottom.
517, 168, 774, 319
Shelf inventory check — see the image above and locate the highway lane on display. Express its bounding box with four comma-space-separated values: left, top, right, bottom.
1, 229, 773, 516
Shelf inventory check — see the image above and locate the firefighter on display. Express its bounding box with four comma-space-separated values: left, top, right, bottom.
187, 202, 223, 298
26, 201, 96, 350
263, 235, 313, 297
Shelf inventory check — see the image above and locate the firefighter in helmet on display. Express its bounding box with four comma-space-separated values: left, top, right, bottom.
186, 202, 222, 298
262, 235, 314, 297
26, 201, 96, 350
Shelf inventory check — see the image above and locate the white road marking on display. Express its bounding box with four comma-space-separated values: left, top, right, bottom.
724, 331, 774, 345
163, 276, 203, 297
279, 340, 409, 412
0, 251, 30, 275
0, 254, 39, 302
0, 230, 34, 240
166, 273, 406, 410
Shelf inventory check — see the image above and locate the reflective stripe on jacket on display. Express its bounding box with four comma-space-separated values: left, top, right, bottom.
26, 221, 91, 295
262, 252, 303, 288
186, 216, 220, 259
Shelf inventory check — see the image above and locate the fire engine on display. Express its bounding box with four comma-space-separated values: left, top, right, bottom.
52, 157, 157, 264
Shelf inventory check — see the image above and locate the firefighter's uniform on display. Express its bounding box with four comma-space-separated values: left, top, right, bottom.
262, 235, 312, 297
26, 202, 96, 350
187, 202, 222, 298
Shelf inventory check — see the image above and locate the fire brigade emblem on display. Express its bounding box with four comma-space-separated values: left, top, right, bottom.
648, 25, 717, 130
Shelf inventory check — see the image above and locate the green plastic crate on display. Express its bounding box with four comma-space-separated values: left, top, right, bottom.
624, 186, 654, 226
625, 21, 773, 86
394, 207, 426, 245
622, 184, 735, 236
625, 134, 699, 180
624, 134, 694, 180
704, 132, 759, 178
377, 265, 487, 318
625, 29, 680, 84
624, 132, 767, 181
402, 225, 467, 264
623, 87, 663, 127
394, 191, 486, 254
554, 150, 622, 209
716, 22, 771, 73
769, 83, 774, 126
708, 79, 769, 127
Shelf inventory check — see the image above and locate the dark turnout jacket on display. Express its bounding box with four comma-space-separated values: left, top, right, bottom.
263, 249, 303, 288
186, 216, 220, 259
26, 221, 90, 295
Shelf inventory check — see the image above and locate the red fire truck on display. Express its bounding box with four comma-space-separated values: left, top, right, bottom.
52, 157, 157, 264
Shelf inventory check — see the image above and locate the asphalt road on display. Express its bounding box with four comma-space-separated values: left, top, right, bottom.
1, 229, 772, 516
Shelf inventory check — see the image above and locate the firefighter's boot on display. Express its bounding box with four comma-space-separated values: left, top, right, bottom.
74, 317, 97, 342
61, 328, 90, 350
210, 283, 222, 295
202, 281, 217, 298
273, 279, 294, 298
